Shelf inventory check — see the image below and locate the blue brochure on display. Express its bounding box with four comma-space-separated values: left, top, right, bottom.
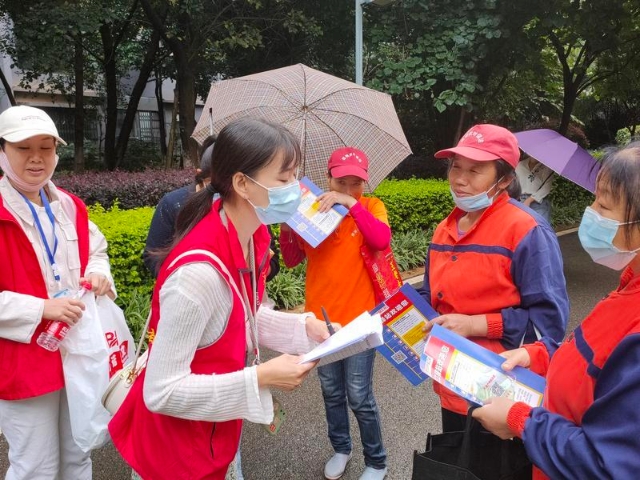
372, 284, 438, 386
420, 324, 546, 407
284, 177, 348, 248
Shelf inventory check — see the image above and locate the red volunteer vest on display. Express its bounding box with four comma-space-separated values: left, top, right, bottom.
0, 188, 89, 400
109, 200, 270, 480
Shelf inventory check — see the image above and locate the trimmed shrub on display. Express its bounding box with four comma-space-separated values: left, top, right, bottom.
82, 177, 592, 314
549, 177, 594, 229
372, 178, 453, 233
54, 169, 193, 209
88, 203, 155, 308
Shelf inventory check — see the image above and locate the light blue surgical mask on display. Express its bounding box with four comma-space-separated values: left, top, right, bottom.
450, 178, 502, 213
246, 176, 301, 225
578, 206, 640, 270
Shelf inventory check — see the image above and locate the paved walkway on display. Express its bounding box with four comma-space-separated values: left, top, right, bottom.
0, 231, 621, 479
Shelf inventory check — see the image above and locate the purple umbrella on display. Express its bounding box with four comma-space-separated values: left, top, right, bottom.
514, 129, 600, 193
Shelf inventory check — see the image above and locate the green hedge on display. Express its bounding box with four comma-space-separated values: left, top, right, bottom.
88, 203, 155, 308
548, 177, 594, 228
372, 178, 453, 233
87, 177, 592, 314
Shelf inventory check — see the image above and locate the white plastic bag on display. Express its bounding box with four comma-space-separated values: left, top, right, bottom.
61, 292, 111, 452
96, 296, 135, 380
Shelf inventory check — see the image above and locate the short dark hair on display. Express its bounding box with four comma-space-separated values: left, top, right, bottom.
596, 141, 640, 245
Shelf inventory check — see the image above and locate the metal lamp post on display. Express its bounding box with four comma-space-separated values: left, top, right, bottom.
355, 0, 396, 85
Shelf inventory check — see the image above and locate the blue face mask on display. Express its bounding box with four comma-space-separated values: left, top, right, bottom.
450, 179, 502, 213
578, 206, 640, 270
246, 176, 301, 225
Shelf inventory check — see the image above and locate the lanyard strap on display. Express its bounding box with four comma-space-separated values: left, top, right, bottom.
240, 238, 261, 365
20, 189, 60, 282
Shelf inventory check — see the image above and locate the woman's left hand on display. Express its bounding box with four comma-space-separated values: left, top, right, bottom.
80, 273, 113, 297
316, 191, 356, 212
472, 397, 517, 439
422, 313, 486, 339
305, 316, 341, 342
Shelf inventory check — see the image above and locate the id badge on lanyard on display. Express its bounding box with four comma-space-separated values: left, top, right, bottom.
20, 189, 61, 284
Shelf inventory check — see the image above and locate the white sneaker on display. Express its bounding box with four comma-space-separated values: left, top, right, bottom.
324, 452, 352, 479
358, 466, 388, 480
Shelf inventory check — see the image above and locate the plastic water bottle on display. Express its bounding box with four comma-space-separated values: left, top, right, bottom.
37, 282, 92, 352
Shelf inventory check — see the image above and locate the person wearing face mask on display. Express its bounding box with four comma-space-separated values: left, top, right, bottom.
420, 124, 569, 434
0, 106, 115, 479
280, 147, 390, 480
109, 118, 336, 480
472, 141, 640, 480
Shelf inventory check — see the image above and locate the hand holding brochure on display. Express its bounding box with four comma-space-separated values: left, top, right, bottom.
300, 311, 383, 366
420, 324, 546, 407
285, 176, 348, 248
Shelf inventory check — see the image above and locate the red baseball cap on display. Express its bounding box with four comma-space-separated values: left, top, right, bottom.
434, 124, 520, 168
328, 147, 369, 181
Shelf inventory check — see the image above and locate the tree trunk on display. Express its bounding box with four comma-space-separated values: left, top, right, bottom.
558, 81, 578, 136
114, 29, 161, 168
100, 23, 118, 170
165, 88, 178, 169
138, 0, 197, 166
155, 71, 167, 158
73, 35, 85, 173
0, 69, 16, 106
174, 54, 198, 167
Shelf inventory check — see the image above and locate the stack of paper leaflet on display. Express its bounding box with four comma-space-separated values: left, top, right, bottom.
300, 311, 383, 366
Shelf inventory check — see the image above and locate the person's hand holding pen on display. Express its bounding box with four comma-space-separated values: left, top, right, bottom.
304, 307, 341, 342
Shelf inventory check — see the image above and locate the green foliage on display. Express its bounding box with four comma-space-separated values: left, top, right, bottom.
549, 177, 594, 229
391, 229, 432, 272
88, 203, 155, 308
82, 179, 592, 314
120, 287, 152, 345
615, 128, 632, 146
266, 263, 306, 311
118, 139, 164, 171
372, 179, 453, 233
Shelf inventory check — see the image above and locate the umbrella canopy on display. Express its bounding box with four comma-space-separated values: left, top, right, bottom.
514, 129, 600, 193
192, 64, 412, 190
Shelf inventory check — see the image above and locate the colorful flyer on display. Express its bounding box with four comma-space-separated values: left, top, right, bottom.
285, 176, 348, 248
372, 284, 438, 386
420, 324, 546, 407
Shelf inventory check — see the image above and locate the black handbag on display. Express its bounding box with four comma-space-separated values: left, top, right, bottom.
412, 408, 532, 480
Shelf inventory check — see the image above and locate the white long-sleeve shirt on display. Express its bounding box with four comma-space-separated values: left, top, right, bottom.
516, 159, 554, 202
0, 177, 114, 344
143, 261, 316, 424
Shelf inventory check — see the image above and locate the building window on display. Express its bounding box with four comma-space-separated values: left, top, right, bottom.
131, 111, 161, 143
40, 107, 100, 143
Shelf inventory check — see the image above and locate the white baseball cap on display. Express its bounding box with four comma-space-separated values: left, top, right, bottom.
0, 105, 67, 145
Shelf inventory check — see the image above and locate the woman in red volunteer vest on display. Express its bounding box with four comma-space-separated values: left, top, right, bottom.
109, 118, 335, 480
420, 124, 569, 433
0, 105, 114, 479
474, 142, 640, 479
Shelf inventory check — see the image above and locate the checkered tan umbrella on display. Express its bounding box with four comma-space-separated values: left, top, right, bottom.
192, 63, 412, 190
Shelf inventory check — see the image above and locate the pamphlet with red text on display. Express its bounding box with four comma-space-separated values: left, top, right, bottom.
420, 324, 546, 407
372, 284, 438, 386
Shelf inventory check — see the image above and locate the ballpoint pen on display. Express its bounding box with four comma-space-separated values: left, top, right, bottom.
321, 305, 336, 336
